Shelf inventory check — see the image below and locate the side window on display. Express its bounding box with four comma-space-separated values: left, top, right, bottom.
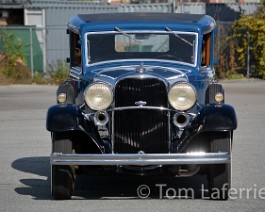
71, 32, 81, 67
201, 33, 211, 67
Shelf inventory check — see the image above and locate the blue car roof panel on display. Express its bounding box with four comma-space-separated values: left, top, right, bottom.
68, 13, 216, 34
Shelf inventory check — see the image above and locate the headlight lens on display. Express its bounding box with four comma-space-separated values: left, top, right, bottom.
215, 92, 224, 103
57, 93, 66, 103
168, 83, 196, 111
84, 83, 113, 110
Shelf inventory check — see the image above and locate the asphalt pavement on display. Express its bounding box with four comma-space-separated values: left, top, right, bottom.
0, 81, 265, 212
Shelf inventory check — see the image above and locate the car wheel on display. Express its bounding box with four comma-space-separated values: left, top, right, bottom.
51, 133, 75, 200
208, 132, 231, 200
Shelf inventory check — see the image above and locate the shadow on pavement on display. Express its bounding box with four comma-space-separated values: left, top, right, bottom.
11, 157, 51, 200
74, 173, 208, 200
12, 157, 208, 200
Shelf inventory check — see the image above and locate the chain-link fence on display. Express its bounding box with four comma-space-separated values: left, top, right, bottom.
0, 22, 254, 79
0, 26, 43, 79
0, 2, 260, 78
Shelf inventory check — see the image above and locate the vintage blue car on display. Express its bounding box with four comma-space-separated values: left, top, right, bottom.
46, 13, 237, 200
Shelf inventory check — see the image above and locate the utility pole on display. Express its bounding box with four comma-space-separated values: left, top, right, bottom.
30, 26, 34, 80
247, 33, 250, 78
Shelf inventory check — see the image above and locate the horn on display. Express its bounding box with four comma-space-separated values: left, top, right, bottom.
173, 112, 189, 128
93, 111, 109, 126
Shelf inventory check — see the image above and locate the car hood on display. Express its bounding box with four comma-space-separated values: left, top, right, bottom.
90, 65, 192, 86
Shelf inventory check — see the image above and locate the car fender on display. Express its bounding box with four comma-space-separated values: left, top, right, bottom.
46, 104, 83, 132
191, 104, 237, 132
47, 104, 105, 153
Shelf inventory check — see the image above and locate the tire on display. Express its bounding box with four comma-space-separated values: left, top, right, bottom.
208, 132, 232, 200
51, 133, 75, 200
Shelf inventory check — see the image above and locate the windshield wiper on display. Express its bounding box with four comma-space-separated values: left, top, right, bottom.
114, 27, 140, 43
165, 27, 193, 47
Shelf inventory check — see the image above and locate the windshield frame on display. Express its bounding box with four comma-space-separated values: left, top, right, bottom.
84, 30, 198, 68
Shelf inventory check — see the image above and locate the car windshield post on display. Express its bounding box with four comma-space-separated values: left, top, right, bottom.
87, 40, 91, 63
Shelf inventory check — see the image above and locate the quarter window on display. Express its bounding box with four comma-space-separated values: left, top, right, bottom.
201, 33, 211, 67
71, 32, 81, 67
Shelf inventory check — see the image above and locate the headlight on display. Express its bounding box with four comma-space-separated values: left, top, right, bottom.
168, 83, 196, 111
215, 92, 224, 103
57, 93, 66, 103
84, 83, 113, 110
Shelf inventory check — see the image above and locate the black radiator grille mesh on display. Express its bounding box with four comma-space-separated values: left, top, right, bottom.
114, 78, 169, 153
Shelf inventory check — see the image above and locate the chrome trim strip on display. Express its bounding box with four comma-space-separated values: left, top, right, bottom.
87, 59, 196, 68
83, 109, 195, 119
92, 64, 189, 76
107, 106, 172, 112
51, 152, 230, 166
111, 110, 115, 154
84, 31, 198, 67
86, 30, 198, 35
69, 67, 82, 79
167, 111, 171, 150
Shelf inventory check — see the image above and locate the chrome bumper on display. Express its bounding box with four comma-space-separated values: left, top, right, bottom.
51, 152, 230, 166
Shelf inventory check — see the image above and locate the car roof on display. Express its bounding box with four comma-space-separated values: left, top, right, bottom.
77, 13, 205, 23
68, 13, 216, 34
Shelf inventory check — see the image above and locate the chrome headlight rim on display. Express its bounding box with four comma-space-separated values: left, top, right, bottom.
84, 82, 113, 111
168, 82, 197, 111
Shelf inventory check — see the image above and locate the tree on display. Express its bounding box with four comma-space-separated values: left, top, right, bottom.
215, 22, 238, 79
231, 1, 265, 78
0, 29, 30, 81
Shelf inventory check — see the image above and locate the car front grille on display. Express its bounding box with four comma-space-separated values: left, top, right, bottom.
114, 78, 169, 153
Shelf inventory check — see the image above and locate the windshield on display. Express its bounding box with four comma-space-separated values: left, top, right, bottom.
86, 32, 197, 66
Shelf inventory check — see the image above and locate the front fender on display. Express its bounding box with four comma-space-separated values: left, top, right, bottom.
191, 104, 237, 132
46, 104, 83, 132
